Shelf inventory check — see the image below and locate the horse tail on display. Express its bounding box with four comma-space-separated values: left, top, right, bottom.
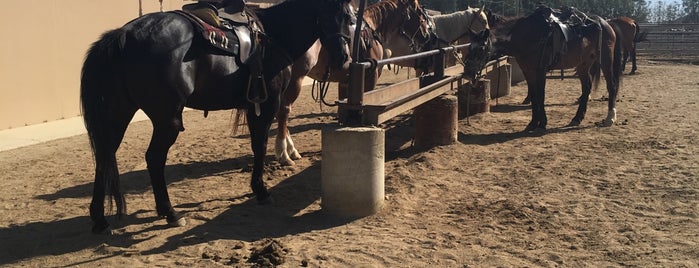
590, 18, 603, 94
590, 60, 601, 93
81, 28, 127, 164
612, 24, 624, 88
633, 21, 649, 43
80, 28, 129, 219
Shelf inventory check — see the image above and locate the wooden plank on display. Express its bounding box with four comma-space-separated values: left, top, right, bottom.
444, 65, 463, 76
362, 76, 460, 125
363, 78, 421, 106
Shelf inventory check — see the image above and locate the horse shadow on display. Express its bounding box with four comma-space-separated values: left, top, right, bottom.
1, 159, 352, 265
490, 103, 530, 113
0, 215, 138, 265
139, 162, 354, 256
458, 124, 595, 145
35, 156, 253, 202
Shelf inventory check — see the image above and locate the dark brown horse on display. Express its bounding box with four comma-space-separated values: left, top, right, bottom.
275, 0, 434, 165
80, 0, 354, 234
490, 6, 623, 131
608, 16, 648, 74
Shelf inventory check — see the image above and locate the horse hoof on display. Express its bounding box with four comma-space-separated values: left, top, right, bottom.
168, 217, 187, 227
290, 150, 302, 160
594, 119, 614, 127
567, 120, 581, 127
279, 157, 296, 166
524, 125, 546, 133
602, 119, 614, 127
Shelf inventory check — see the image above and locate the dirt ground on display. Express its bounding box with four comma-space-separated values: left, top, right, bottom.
1, 59, 697, 267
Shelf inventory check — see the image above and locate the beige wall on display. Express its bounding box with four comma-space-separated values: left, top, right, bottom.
0, 0, 184, 129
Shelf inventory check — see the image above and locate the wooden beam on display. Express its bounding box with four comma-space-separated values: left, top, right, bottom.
362, 78, 422, 106
362, 76, 460, 125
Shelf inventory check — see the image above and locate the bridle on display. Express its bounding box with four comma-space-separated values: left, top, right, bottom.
397, 4, 436, 54
317, 1, 354, 66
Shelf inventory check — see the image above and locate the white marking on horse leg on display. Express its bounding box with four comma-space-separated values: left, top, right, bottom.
286, 135, 302, 160
275, 134, 295, 166
603, 108, 617, 126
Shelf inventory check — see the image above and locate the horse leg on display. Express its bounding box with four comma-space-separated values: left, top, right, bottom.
89, 107, 137, 234
275, 78, 302, 166
600, 25, 622, 127
629, 46, 637, 75
602, 64, 620, 127
248, 108, 275, 204
570, 66, 593, 126
522, 67, 547, 131
145, 116, 186, 227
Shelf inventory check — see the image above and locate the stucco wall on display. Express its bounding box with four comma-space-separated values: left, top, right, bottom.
0, 0, 184, 129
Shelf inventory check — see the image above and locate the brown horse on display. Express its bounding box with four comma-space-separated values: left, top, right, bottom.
607, 16, 648, 74
275, 0, 434, 165
490, 6, 623, 131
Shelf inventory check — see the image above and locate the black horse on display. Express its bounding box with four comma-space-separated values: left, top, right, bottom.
80, 0, 354, 234
489, 6, 623, 131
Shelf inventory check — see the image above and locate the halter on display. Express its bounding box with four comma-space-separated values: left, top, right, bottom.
397, 5, 435, 55
433, 9, 488, 46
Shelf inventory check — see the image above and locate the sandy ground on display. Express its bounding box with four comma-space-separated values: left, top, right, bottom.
0, 59, 697, 267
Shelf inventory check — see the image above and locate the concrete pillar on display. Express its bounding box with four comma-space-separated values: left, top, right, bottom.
321, 126, 385, 218
510, 57, 526, 85
413, 94, 458, 148
458, 78, 491, 118
486, 63, 512, 99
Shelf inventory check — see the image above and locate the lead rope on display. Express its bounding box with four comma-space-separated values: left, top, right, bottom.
311, 67, 337, 108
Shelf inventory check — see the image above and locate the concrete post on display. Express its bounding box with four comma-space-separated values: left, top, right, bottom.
321, 126, 385, 218
413, 94, 458, 148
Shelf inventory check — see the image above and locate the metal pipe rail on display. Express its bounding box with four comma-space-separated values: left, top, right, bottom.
353, 43, 473, 70
341, 43, 475, 125
336, 38, 510, 126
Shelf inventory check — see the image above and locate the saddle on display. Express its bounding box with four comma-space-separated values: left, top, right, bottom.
178, 1, 269, 115
180, 1, 262, 64
533, 5, 601, 72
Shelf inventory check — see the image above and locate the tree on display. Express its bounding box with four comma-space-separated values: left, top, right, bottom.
682, 0, 699, 22
415, 0, 657, 22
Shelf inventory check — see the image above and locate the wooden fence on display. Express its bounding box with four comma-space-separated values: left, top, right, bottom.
636, 23, 699, 58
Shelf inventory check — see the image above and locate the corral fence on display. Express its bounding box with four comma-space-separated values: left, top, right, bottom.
336, 48, 511, 126
320, 0, 513, 218
636, 23, 699, 58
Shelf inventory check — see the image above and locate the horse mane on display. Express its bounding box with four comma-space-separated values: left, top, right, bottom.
485, 11, 524, 57
431, 8, 478, 42
363, 0, 418, 38
488, 12, 521, 39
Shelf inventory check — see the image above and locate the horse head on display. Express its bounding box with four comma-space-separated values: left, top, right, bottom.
469, 6, 490, 35
401, 0, 436, 53
316, 0, 354, 70
396, 0, 437, 72
463, 28, 492, 84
